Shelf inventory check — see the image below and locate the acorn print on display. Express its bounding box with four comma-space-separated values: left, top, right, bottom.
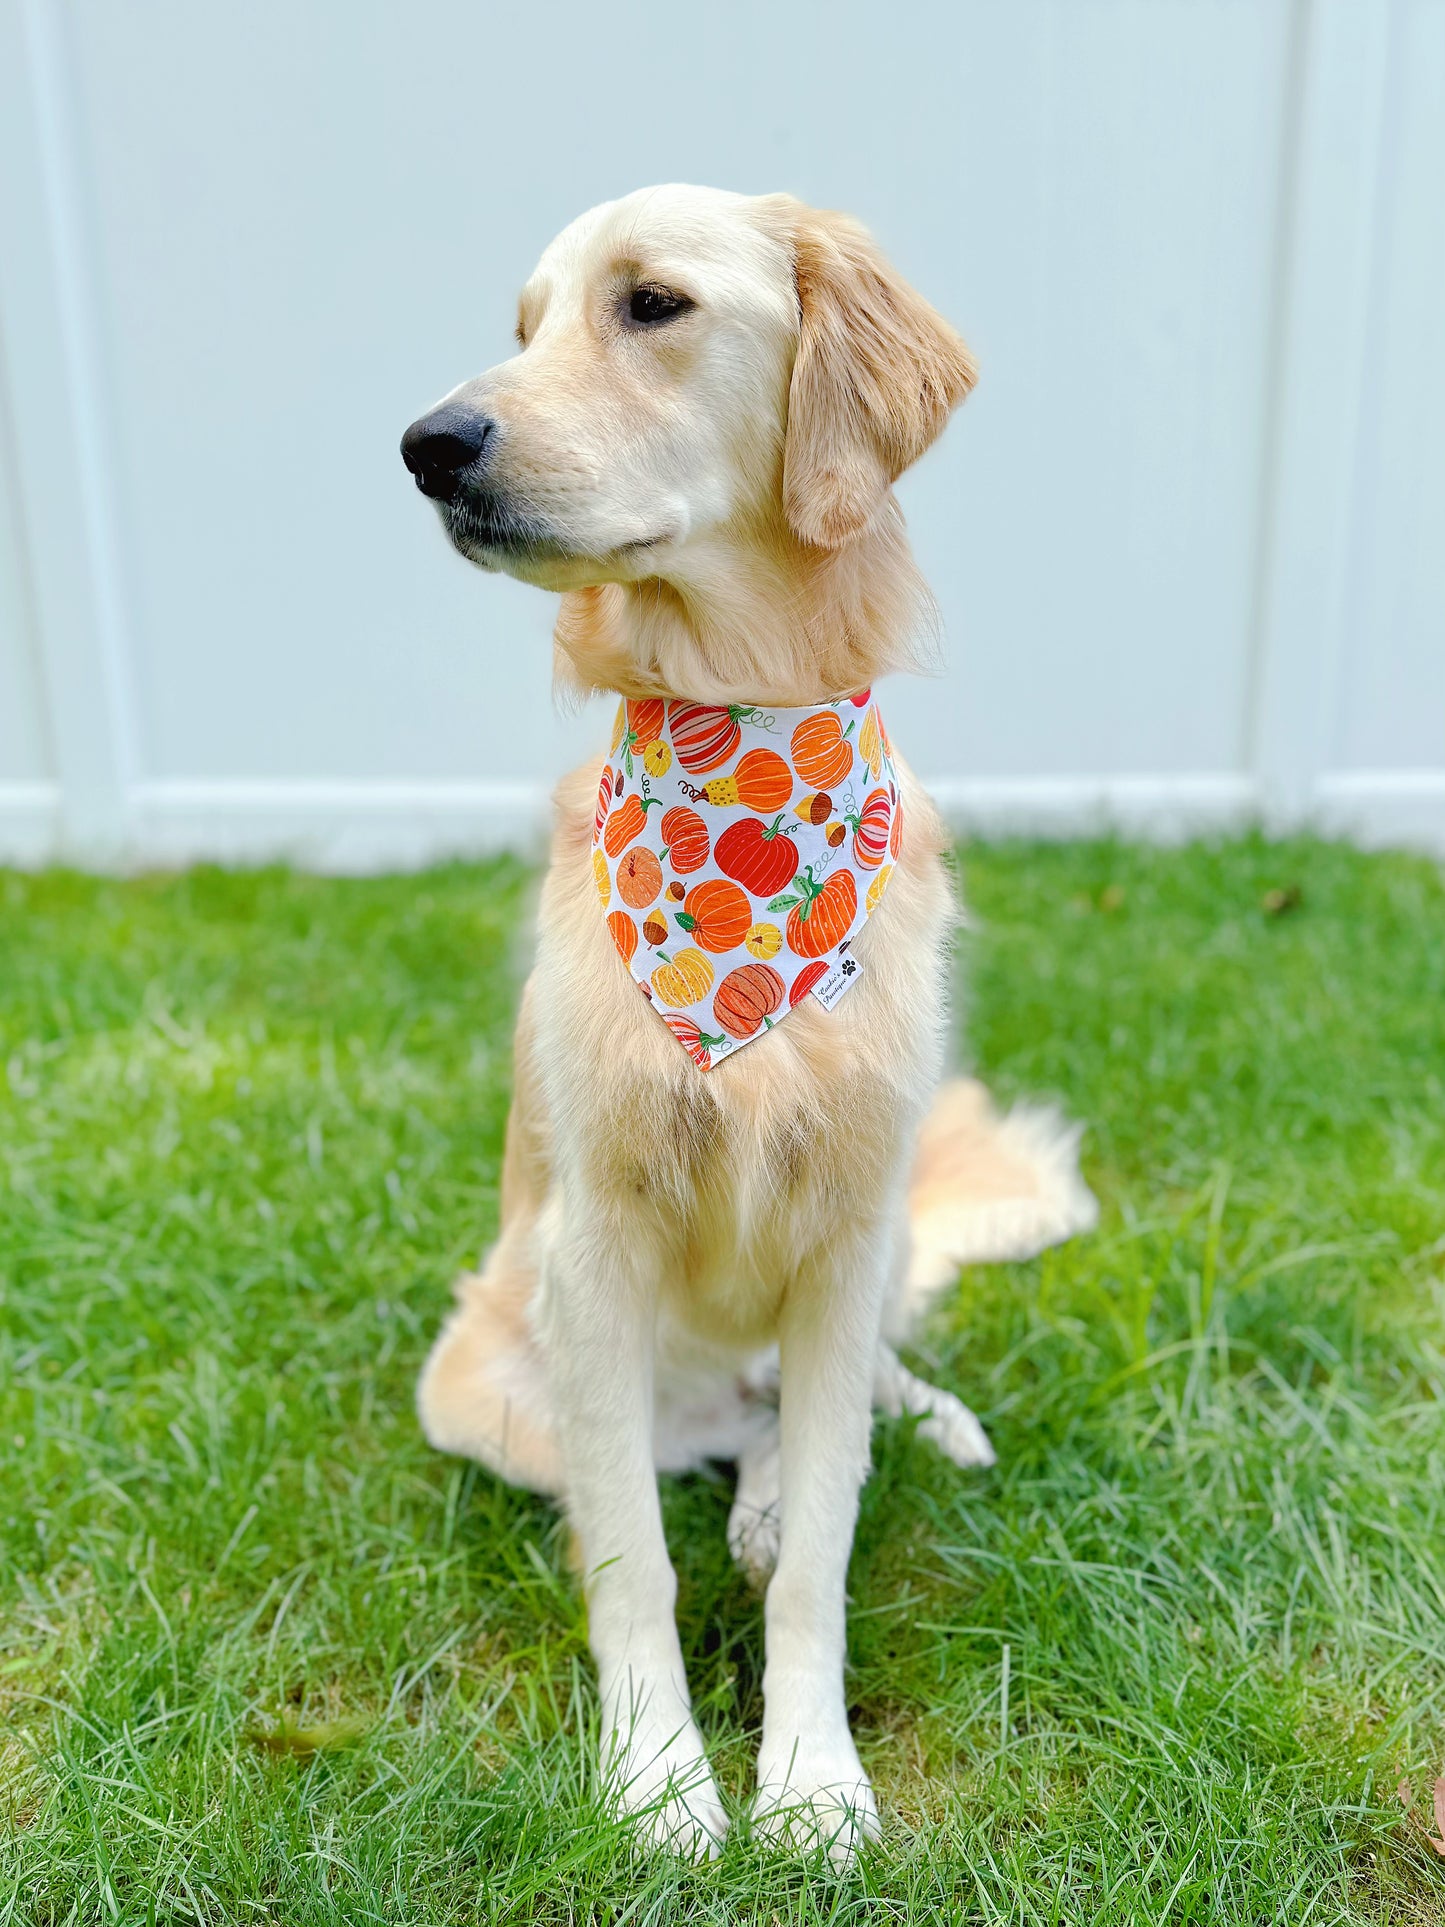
795, 792, 832, 825
826, 822, 846, 847
643, 911, 669, 946
665, 880, 685, 902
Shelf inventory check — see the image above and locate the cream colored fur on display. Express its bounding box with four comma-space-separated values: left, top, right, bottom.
408, 186, 1095, 1863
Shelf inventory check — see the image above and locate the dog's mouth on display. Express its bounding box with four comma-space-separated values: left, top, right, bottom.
440, 493, 673, 575
439, 492, 566, 568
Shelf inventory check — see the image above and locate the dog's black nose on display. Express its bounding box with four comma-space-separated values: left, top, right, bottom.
400, 407, 495, 501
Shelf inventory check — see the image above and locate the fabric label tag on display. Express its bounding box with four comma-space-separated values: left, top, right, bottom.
810, 950, 865, 1011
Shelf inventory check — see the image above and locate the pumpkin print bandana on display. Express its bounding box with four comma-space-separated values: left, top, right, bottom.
592, 691, 902, 1071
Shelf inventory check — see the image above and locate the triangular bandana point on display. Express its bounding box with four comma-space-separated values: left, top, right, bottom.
593, 692, 903, 1071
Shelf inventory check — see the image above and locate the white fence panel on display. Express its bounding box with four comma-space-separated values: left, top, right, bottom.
0, 0, 1441, 866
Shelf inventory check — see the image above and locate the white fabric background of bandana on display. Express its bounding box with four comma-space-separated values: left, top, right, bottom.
591, 692, 903, 1071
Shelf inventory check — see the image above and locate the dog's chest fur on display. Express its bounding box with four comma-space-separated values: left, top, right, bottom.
527, 757, 955, 1347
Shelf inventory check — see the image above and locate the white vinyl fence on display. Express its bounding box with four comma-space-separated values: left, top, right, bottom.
1, 0, 1442, 869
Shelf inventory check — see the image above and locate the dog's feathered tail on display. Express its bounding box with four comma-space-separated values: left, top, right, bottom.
894, 1077, 1098, 1337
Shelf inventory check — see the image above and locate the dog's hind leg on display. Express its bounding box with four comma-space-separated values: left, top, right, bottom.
872, 1344, 996, 1469
415, 1249, 563, 1495
727, 1420, 782, 1589
724, 1344, 993, 1586
416, 984, 566, 1495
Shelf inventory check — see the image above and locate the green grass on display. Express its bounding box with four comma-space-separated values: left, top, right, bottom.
1, 838, 1444, 1924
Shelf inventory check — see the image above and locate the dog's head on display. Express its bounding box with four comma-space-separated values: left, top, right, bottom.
401, 186, 975, 593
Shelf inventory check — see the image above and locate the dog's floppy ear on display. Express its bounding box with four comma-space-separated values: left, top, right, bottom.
778, 203, 977, 548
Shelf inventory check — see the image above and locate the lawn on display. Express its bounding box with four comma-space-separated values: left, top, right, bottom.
1, 838, 1443, 1925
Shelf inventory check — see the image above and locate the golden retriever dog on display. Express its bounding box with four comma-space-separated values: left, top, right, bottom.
401, 185, 1095, 1863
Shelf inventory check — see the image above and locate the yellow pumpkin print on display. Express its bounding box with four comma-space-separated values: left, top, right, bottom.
745, 922, 782, 960
651, 946, 715, 1007
866, 863, 893, 916
593, 848, 611, 906
642, 739, 672, 777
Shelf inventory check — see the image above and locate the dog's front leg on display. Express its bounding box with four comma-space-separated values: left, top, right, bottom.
538, 1202, 726, 1858
752, 1215, 890, 1864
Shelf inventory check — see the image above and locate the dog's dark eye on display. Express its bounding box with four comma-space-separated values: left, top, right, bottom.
628, 284, 694, 327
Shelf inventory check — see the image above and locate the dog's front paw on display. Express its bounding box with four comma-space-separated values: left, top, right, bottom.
603, 1714, 729, 1860
752, 1732, 879, 1866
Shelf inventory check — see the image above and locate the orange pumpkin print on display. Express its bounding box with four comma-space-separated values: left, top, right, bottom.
660, 805, 709, 874
850, 788, 892, 869
603, 791, 661, 857
713, 963, 785, 1039
616, 845, 663, 909
628, 696, 665, 740
715, 813, 798, 896
616, 697, 666, 774
781, 866, 858, 958
674, 878, 751, 953
680, 748, 791, 811
594, 764, 613, 838
606, 911, 638, 965
791, 710, 854, 788
661, 1012, 726, 1071
789, 959, 830, 1006
667, 701, 755, 773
